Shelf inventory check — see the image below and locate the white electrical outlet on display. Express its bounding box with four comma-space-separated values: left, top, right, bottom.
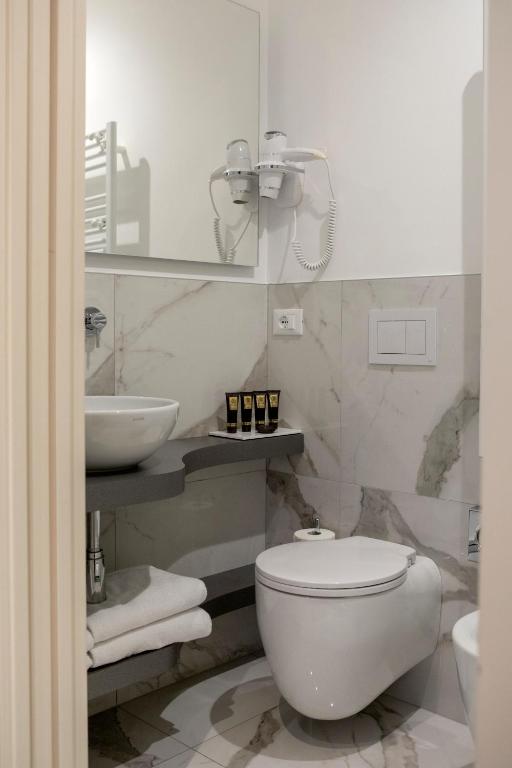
273, 308, 304, 336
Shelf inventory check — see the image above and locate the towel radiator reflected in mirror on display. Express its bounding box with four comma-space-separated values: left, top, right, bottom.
84, 121, 118, 253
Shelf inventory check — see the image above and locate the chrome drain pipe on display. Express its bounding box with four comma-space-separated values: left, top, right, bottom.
86, 509, 107, 604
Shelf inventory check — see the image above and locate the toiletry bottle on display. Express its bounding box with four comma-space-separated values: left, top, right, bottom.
267, 389, 281, 429
254, 391, 267, 429
240, 392, 254, 432
225, 392, 240, 433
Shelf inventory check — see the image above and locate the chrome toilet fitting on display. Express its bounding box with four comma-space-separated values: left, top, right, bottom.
86, 509, 107, 604
468, 505, 481, 562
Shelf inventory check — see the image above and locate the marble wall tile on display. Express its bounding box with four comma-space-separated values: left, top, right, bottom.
114, 276, 267, 437
85, 273, 115, 395
389, 622, 470, 725
352, 485, 478, 722
265, 472, 476, 722
266, 471, 360, 547
267, 473, 478, 606
267, 282, 342, 481
100, 510, 116, 574
116, 471, 266, 578
85, 275, 268, 712
340, 275, 481, 503
84, 269, 480, 727
116, 605, 262, 706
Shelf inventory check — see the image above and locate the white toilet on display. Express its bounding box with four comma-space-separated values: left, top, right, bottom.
256, 536, 441, 720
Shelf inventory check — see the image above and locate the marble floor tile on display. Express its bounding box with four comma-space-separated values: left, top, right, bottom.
88, 707, 188, 768
121, 657, 280, 749
157, 751, 224, 768
116, 608, 261, 706
196, 694, 474, 768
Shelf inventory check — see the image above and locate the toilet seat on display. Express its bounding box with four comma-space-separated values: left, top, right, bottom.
256, 536, 416, 598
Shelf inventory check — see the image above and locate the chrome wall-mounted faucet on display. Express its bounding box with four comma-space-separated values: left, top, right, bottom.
85, 306, 107, 348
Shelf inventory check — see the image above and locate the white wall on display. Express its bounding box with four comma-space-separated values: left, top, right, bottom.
266, 0, 483, 283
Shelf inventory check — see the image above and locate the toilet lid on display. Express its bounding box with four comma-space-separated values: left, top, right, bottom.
256, 536, 414, 596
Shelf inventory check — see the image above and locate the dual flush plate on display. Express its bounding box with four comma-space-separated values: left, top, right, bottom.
273, 308, 304, 336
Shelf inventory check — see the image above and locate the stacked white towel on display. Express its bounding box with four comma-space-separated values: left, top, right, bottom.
87, 565, 211, 668
86, 630, 94, 668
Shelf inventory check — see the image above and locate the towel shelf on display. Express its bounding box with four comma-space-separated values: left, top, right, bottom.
87, 564, 256, 700
86, 435, 303, 699
86, 432, 304, 513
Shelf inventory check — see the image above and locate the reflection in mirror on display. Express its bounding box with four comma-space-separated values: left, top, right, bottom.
85, 0, 259, 266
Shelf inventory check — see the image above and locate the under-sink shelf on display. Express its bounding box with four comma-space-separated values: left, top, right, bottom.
87, 564, 256, 700
86, 432, 304, 513
86, 433, 302, 699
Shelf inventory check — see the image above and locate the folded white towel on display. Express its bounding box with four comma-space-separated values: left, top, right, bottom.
89, 607, 212, 668
87, 565, 207, 643
86, 630, 94, 652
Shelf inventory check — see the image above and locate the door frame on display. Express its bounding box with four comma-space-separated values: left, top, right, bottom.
0, 1, 87, 765
478, 1, 512, 763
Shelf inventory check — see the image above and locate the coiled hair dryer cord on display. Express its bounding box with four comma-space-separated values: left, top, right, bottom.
291, 159, 336, 271
210, 180, 253, 264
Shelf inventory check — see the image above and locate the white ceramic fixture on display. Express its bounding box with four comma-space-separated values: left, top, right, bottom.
453, 610, 479, 736
85, 396, 179, 471
256, 536, 441, 720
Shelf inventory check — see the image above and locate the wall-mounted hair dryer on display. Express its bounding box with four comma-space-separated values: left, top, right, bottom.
210, 139, 257, 204
210, 132, 337, 271
209, 139, 257, 262
256, 131, 336, 271
255, 130, 327, 199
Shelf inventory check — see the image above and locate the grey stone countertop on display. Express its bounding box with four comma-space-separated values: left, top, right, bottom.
86, 432, 304, 513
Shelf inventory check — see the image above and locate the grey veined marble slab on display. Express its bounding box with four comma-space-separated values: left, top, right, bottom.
267, 282, 343, 482
341, 275, 481, 503
114, 276, 268, 438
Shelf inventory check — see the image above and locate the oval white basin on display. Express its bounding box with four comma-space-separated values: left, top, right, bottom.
453, 609, 479, 737
85, 396, 179, 471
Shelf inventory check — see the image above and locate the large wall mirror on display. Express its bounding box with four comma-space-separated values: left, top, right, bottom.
86, 0, 259, 266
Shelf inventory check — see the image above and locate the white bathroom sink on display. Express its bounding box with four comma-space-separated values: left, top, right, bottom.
85, 396, 179, 471
453, 610, 479, 736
